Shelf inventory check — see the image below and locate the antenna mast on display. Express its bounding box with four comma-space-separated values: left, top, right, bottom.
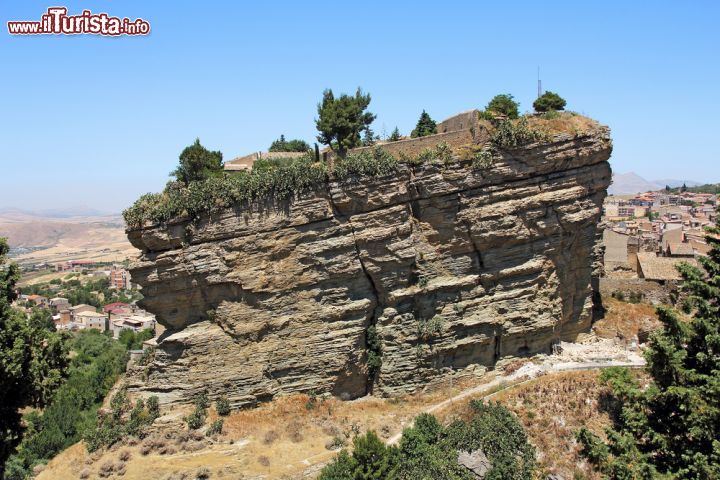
537, 66, 542, 98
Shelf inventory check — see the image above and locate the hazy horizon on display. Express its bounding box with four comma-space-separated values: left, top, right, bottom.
2, 1, 719, 212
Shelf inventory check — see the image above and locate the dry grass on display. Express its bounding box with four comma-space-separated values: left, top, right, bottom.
525, 111, 600, 137
38, 375, 491, 480
593, 297, 661, 342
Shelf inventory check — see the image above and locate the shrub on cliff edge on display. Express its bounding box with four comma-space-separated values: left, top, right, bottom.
533, 91, 567, 112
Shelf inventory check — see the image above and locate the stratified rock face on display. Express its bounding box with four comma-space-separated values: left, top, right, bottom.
126, 128, 612, 406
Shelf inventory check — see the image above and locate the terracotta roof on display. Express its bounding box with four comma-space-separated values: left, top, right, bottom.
637, 252, 696, 281
667, 242, 694, 256
689, 240, 712, 256
103, 302, 129, 313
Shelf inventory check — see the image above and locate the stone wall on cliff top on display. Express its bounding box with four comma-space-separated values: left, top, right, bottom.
126, 126, 612, 406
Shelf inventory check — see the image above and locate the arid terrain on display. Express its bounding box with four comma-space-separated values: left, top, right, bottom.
0, 209, 135, 270
36, 295, 655, 480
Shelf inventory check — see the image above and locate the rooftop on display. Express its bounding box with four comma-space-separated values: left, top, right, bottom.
637, 252, 697, 281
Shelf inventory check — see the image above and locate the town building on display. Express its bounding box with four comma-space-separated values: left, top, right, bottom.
110, 268, 131, 290
111, 314, 156, 338
73, 311, 108, 331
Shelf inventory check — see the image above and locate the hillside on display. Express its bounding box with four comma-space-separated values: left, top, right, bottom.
608, 172, 702, 195
0, 210, 135, 267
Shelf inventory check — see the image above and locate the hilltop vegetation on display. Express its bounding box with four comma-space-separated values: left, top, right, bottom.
123, 88, 588, 229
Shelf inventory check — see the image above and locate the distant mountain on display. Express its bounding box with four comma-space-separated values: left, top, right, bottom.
0, 206, 114, 218
608, 172, 702, 195
608, 172, 660, 195
652, 179, 703, 189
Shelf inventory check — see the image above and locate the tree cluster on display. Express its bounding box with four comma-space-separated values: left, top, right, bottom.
0, 238, 69, 477
319, 400, 535, 480
4, 330, 128, 478
268, 135, 310, 152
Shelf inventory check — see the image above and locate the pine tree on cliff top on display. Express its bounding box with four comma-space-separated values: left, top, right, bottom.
410, 110, 437, 138
577, 210, 720, 478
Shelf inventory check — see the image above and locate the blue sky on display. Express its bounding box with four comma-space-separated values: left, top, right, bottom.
1, 1, 719, 213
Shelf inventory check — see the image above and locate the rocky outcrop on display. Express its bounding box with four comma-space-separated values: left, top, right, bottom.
126, 125, 612, 406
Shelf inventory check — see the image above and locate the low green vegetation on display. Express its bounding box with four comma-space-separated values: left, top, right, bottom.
185, 391, 209, 430
84, 386, 160, 452
124, 153, 328, 228
577, 212, 720, 479
118, 328, 155, 350
334, 148, 398, 181
533, 91, 566, 112
365, 325, 382, 378
4, 330, 129, 479
319, 401, 535, 480
215, 395, 231, 416
491, 117, 547, 148
667, 183, 720, 195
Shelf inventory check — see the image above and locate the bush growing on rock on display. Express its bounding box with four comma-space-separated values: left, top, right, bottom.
533, 91, 567, 112
486, 94, 519, 119
215, 396, 231, 416
206, 419, 223, 437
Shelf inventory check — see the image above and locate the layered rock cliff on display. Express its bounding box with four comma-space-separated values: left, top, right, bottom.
126, 123, 612, 406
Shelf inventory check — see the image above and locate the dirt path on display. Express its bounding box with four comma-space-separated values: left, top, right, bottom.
386, 357, 645, 445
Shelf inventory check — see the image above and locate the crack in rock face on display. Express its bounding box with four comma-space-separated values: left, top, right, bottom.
125, 127, 613, 406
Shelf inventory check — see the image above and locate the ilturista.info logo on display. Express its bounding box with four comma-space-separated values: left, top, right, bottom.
7, 7, 150, 36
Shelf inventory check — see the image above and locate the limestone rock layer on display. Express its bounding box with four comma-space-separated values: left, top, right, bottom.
127, 128, 612, 405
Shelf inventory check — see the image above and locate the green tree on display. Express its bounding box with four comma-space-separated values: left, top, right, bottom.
486, 94, 520, 119
269, 135, 310, 152
388, 127, 402, 142
681, 182, 688, 193
362, 127, 378, 147
0, 238, 69, 476
319, 401, 533, 480
665, 184, 671, 192
577, 208, 720, 479
532, 91, 567, 112
170, 138, 224, 185
315, 88, 376, 158
410, 110, 437, 138
28, 307, 55, 331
